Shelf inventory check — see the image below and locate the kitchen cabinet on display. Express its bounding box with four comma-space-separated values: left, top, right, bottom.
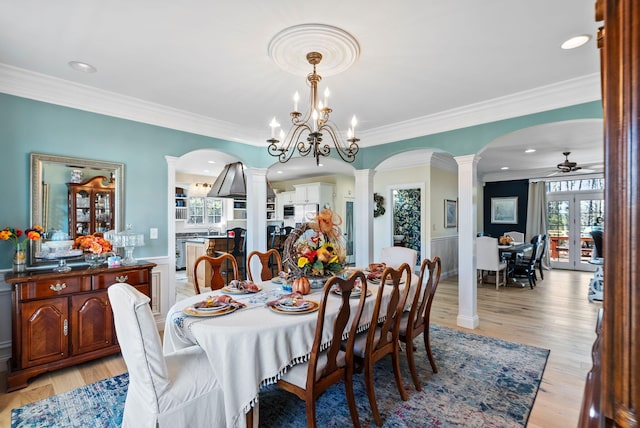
185, 240, 207, 285
266, 197, 276, 220
175, 186, 187, 221
294, 183, 335, 208
68, 176, 115, 239
5, 261, 156, 391
185, 238, 237, 288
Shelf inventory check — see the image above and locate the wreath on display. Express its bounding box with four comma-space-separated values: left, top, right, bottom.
373, 193, 386, 217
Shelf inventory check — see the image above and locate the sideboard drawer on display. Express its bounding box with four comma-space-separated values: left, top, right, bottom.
92, 269, 149, 289
17, 277, 89, 300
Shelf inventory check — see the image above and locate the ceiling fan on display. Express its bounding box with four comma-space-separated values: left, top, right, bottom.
545, 151, 596, 177
556, 151, 581, 173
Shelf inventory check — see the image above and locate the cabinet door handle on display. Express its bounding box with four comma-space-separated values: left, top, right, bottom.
50, 283, 67, 292
116, 275, 128, 283
63, 319, 68, 336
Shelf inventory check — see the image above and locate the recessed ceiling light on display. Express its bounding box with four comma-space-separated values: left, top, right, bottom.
68, 61, 97, 73
501, 166, 510, 170
277, 170, 283, 174
318, 163, 324, 167
203, 169, 210, 173
561, 34, 590, 50
524, 148, 536, 153
207, 160, 216, 164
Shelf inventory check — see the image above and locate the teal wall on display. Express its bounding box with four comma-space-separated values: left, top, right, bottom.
0, 93, 602, 268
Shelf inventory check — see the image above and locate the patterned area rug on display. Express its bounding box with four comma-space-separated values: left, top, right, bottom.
11, 325, 549, 427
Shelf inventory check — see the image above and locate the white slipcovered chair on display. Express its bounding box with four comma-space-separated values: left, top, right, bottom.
379, 246, 418, 270
476, 236, 508, 290
108, 283, 226, 428
505, 231, 525, 243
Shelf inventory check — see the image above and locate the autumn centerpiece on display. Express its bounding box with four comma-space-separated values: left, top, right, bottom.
73, 234, 113, 268
0, 225, 44, 272
283, 208, 346, 288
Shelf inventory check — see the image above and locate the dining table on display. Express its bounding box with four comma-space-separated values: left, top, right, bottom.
163, 273, 417, 428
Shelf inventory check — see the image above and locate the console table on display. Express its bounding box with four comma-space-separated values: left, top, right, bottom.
4, 260, 156, 391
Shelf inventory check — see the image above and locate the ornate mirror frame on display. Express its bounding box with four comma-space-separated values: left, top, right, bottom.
29, 152, 125, 267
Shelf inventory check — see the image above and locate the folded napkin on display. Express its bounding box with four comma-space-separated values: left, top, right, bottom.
368, 262, 386, 273
227, 279, 260, 293
266, 292, 305, 307
194, 294, 246, 309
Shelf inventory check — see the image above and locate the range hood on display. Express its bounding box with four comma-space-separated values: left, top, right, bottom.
207, 162, 275, 199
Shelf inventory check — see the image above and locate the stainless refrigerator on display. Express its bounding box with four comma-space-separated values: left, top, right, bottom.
294, 204, 319, 226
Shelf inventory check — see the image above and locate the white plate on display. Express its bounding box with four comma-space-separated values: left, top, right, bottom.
192, 302, 230, 312
276, 301, 311, 311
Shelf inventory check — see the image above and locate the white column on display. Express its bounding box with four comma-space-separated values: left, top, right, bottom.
354, 169, 375, 267
165, 155, 178, 314
245, 168, 268, 276
454, 154, 480, 329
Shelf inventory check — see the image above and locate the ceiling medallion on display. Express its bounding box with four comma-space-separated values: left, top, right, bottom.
267, 24, 360, 77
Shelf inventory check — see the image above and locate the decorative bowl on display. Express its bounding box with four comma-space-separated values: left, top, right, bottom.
84, 253, 106, 268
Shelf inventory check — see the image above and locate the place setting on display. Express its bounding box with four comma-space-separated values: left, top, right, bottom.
182, 294, 246, 317
330, 280, 371, 298
220, 279, 262, 295
265, 291, 319, 315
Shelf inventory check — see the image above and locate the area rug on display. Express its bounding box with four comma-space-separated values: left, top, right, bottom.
11, 325, 549, 427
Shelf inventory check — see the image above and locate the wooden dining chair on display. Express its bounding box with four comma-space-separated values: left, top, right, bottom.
399, 256, 442, 390
352, 263, 412, 426
246, 249, 282, 282
193, 253, 239, 294
276, 270, 369, 428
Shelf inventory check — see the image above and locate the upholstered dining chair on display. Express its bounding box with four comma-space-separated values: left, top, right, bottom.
352, 263, 412, 426
246, 249, 282, 282
193, 253, 239, 294
505, 231, 525, 242
399, 256, 442, 390
476, 236, 508, 290
108, 283, 226, 428
379, 246, 418, 270
276, 271, 369, 428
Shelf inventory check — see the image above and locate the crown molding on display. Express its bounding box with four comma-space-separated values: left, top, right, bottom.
0, 63, 260, 145
0, 63, 600, 149
360, 73, 601, 146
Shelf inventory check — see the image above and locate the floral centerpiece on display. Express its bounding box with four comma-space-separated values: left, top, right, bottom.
283, 208, 346, 282
1, 225, 44, 272
74, 234, 113, 268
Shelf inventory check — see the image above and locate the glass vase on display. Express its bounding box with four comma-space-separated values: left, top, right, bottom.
13, 249, 26, 273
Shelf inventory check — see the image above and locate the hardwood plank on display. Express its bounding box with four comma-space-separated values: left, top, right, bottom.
0, 268, 599, 427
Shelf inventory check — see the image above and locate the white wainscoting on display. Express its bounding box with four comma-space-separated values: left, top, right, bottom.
0, 256, 171, 372
431, 235, 459, 278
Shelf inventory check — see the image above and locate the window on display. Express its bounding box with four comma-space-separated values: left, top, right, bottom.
187, 197, 224, 225
546, 178, 605, 193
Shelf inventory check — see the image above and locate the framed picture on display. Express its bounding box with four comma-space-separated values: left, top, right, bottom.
491, 197, 518, 224
445, 199, 457, 228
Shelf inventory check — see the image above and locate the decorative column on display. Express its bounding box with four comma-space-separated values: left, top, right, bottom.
354, 169, 375, 267
165, 155, 178, 312
454, 154, 479, 329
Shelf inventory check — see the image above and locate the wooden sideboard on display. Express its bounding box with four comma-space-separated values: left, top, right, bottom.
4, 261, 156, 391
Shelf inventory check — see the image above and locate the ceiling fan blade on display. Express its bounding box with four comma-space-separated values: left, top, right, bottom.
546, 171, 560, 177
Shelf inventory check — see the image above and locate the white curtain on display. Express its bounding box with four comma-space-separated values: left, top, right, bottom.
526, 181, 550, 269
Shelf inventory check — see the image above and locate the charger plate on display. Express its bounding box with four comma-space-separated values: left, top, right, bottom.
269, 300, 319, 315
183, 305, 238, 317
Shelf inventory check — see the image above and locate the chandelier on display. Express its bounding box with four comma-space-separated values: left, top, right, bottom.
267, 52, 359, 165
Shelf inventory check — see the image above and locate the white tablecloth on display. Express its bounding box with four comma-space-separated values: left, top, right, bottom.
163, 280, 406, 428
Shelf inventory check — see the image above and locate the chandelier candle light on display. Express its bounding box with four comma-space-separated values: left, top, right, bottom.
267, 52, 359, 165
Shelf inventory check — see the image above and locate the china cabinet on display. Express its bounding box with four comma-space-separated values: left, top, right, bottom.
68, 176, 115, 239
4, 261, 155, 391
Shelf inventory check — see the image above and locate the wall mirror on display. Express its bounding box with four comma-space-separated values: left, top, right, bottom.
29, 153, 125, 267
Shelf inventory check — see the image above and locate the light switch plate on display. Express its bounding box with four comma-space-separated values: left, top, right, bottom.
150, 228, 158, 239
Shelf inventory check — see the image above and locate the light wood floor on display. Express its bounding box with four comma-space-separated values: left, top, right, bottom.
0, 268, 600, 427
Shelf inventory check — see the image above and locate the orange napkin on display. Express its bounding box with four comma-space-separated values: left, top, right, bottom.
266, 292, 305, 307
195, 295, 246, 309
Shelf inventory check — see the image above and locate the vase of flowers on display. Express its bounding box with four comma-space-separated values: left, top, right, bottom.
0, 226, 44, 273
73, 234, 112, 268
283, 208, 346, 288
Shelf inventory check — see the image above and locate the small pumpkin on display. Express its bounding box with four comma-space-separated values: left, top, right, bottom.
292, 276, 311, 295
